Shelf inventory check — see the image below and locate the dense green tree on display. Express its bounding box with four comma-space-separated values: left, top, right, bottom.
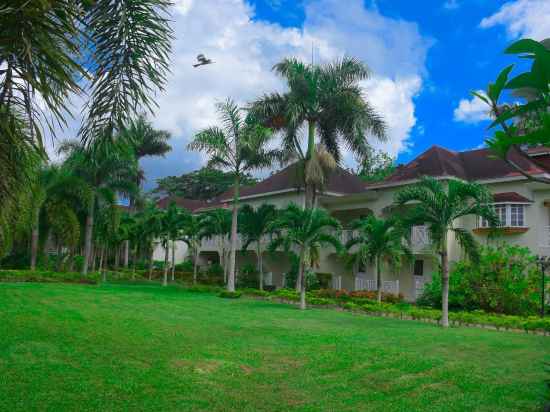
239, 204, 278, 290
249, 57, 387, 207
180, 214, 207, 284
152, 168, 258, 200
188, 99, 279, 292
357, 147, 396, 183
395, 177, 498, 327
200, 208, 232, 284
268, 204, 342, 309
346, 216, 411, 303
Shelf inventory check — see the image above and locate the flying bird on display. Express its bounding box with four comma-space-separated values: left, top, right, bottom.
193, 54, 214, 67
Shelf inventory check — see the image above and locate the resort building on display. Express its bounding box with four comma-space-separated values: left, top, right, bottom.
155, 145, 550, 301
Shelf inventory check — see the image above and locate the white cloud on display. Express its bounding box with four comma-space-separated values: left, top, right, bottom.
480, 0, 550, 40
443, 0, 460, 11
453, 91, 490, 124
139, 0, 432, 186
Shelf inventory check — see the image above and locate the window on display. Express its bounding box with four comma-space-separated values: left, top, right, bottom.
413, 260, 424, 277
479, 204, 526, 228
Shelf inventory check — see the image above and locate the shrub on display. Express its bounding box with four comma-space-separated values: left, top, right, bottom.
348, 290, 404, 304
271, 288, 299, 301
418, 244, 544, 316
186, 284, 222, 294
240, 288, 270, 297
198, 263, 224, 285
175, 260, 194, 272
308, 297, 334, 306
218, 290, 242, 299
237, 263, 259, 289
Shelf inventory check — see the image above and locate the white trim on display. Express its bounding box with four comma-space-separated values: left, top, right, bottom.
219, 188, 349, 203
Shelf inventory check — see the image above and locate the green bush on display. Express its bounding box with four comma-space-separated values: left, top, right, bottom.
418, 244, 545, 316
240, 288, 270, 297
218, 290, 242, 299
186, 284, 222, 294
271, 288, 299, 301
198, 263, 224, 285
0, 269, 99, 284
237, 263, 259, 289
175, 260, 194, 272
308, 297, 334, 306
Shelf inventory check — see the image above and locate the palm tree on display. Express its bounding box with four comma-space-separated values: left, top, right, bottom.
395, 177, 498, 327
200, 208, 232, 284
119, 114, 172, 266
60, 138, 138, 276
163, 202, 188, 282
239, 204, 278, 290
269, 203, 342, 309
180, 214, 207, 285
0, 2, 172, 257
346, 216, 411, 303
249, 57, 387, 208
188, 99, 279, 292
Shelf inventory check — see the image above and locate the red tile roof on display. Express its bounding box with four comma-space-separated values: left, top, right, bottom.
377, 145, 550, 186
156, 196, 206, 212
493, 192, 533, 203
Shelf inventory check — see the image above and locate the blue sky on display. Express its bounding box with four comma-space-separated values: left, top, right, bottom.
125, 0, 550, 188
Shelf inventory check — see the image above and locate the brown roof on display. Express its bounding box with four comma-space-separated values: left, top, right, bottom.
217, 163, 366, 202
379, 145, 549, 185
493, 192, 533, 203
156, 196, 206, 212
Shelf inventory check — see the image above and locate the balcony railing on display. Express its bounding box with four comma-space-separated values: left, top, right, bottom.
354, 276, 399, 294
411, 225, 431, 252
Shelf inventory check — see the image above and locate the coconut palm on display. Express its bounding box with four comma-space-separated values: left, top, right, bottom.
163, 203, 189, 282
346, 215, 411, 303
239, 204, 278, 290
180, 214, 207, 285
60, 138, 138, 276
188, 98, 279, 292
200, 208, 232, 284
249, 57, 387, 207
395, 177, 498, 327
268, 203, 342, 309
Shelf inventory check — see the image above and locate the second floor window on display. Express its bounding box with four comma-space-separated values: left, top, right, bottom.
479, 204, 526, 228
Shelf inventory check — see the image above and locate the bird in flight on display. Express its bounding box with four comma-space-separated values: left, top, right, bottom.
193, 54, 214, 67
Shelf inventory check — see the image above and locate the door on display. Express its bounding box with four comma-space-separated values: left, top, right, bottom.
413, 259, 425, 299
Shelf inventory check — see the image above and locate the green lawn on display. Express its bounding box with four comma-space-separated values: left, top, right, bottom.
0, 283, 547, 411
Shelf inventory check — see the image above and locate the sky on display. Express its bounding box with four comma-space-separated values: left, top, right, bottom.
50, 0, 550, 190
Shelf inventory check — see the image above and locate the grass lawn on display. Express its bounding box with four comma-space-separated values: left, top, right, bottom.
0, 283, 548, 411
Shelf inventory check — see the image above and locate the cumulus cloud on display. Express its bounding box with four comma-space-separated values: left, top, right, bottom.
138, 0, 432, 187
453, 92, 490, 124
480, 0, 550, 40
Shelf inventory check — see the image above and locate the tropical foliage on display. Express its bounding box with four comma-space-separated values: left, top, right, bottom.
395, 177, 498, 327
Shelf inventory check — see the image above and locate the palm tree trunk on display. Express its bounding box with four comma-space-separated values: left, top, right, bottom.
81, 194, 95, 276
30, 208, 40, 271
91, 244, 97, 273
298, 249, 306, 310
148, 245, 155, 280
304, 120, 316, 209
114, 245, 120, 269
68, 248, 75, 272
227, 177, 240, 292
440, 237, 450, 328
123, 240, 129, 268
171, 240, 176, 281
257, 243, 263, 291
376, 255, 382, 304
193, 246, 199, 285
162, 241, 169, 286
56, 243, 63, 272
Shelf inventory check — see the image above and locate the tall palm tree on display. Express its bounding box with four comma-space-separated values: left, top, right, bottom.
60, 138, 138, 276
163, 203, 188, 282
188, 99, 279, 292
395, 177, 498, 327
346, 215, 411, 303
249, 57, 387, 207
200, 208, 232, 284
239, 204, 278, 290
180, 214, 207, 285
118, 115, 172, 267
268, 203, 342, 309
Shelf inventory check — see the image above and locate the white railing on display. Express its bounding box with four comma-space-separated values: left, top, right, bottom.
354, 277, 399, 294
411, 225, 431, 252
340, 230, 356, 245
332, 275, 342, 289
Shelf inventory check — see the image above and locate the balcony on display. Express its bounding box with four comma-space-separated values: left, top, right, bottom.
411, 225, 431, 253
354, 276, 400, 294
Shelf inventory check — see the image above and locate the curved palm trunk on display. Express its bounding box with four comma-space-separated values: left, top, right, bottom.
257, 243, 263, 291
171, 240, 176, 281
440, 237, 450, 328
163, 240, 169, 286
376, 255, 382, 304
148, 244, 155, 280
114, 245, 120, 269
227, 178, 240, 292
30, 208, 40, 271
81, 193, 95, 276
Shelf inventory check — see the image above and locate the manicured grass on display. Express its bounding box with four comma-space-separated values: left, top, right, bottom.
0, 283, 548, 411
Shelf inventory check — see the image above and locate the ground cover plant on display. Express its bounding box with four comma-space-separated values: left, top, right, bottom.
0, 282, 548, 411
